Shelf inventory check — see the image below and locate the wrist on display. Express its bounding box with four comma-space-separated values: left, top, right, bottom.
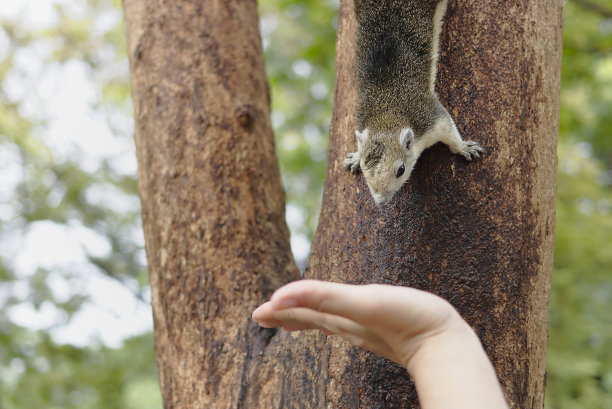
405, 319, 508, 409
405, 318, 478, 376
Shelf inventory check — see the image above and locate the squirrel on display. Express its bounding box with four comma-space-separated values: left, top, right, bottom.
343, 0, 483, 205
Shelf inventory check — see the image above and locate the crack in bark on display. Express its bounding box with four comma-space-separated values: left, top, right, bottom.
237, 324, 279, 408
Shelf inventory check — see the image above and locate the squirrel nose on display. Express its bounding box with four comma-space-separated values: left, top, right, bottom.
372, 192, 389, 205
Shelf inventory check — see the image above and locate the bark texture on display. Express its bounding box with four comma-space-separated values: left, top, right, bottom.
300, 0, 562, 408
124, 0, 562, 408
123, 1, 298, 407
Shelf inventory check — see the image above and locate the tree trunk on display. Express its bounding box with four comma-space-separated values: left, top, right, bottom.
123, 1, 299, 407
123, 0, 562, 408
300, 0, 562, 407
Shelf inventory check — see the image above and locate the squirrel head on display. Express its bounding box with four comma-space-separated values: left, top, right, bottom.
356, 127, 417, 205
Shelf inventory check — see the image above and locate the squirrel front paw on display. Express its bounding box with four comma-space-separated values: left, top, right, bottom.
343, 152, 361, 174
455, 141, 484, 161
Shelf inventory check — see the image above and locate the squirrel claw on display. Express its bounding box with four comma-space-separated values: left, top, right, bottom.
458, 141, 484, 162
343, 152, 361, 174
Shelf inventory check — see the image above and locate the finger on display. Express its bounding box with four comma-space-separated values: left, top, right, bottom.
253, 302, 346, 331
256, 303, 404, 365
253, 301, 300, 329
271, 307, 365, 335
252, 301, 276, 324
270, 280, 436, 327
270, 307, 401, 363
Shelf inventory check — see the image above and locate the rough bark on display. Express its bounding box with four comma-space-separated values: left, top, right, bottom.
123, 1, 298, 407
298, 0, 562, 408
124, 0, 562, 408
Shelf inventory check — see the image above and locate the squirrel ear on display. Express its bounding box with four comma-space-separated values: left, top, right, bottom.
399, 128, 414, 149
356, 129, 369, 145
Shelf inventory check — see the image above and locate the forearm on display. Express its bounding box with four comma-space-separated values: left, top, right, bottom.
406, 322, 509, 409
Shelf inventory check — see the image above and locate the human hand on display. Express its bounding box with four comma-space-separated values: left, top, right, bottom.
252, 280, 508, 409
252, 279, 467, 371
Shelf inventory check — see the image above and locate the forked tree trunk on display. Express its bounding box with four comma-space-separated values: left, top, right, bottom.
123, 0, 562, 408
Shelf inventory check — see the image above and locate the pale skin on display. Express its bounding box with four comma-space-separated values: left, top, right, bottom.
252, 280, 509, 409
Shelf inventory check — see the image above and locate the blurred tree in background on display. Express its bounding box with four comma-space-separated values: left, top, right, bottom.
547, 1, 612, 408
0, 1, 158, 407
0, 0, 609, 408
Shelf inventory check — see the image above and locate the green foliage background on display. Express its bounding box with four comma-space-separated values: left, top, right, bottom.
0, 0, 610, 408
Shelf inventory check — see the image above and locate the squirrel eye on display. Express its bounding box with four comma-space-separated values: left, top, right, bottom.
396, 164, 405, 178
